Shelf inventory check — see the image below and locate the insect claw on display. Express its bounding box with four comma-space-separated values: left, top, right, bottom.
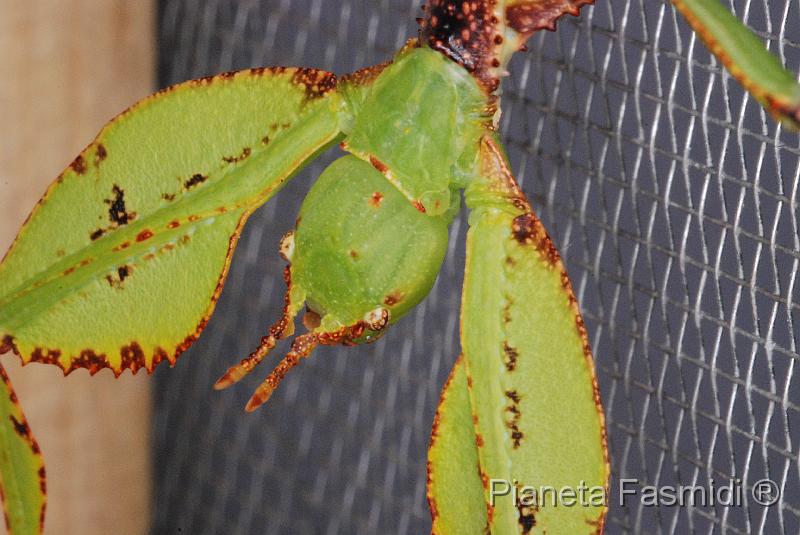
244, 333, 318, 412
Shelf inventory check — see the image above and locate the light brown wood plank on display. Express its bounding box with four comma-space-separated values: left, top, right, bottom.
0, 2, 155, 534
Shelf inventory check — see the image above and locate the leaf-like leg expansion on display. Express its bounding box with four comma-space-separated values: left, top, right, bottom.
0, 364, 46, 535
245, 333, 319, 412
672, 0, 800, 129
427, 355, 488, 534
0, 68, 344, 376
454, 136, 608, 534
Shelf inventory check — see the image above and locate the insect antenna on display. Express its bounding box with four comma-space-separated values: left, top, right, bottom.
244, 332, 319, 412
213, 266, 297, 390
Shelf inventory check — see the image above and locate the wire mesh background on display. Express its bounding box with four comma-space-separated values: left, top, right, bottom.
151, 1, 800, 533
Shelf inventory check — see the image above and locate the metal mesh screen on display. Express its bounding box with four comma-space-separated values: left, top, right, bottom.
151, 1, 800, 533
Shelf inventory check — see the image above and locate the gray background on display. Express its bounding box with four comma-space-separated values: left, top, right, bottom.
151, 1, 800, 533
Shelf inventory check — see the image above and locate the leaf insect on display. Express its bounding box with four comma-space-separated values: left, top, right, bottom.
0, 1, 798, 533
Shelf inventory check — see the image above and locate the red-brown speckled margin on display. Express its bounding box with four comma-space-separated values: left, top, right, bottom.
0, 364, 46, 533
0, 66, 337, 378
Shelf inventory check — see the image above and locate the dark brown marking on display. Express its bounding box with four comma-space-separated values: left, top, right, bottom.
95, 143, 107, 164
223, 147, 251, 164
419, 0, 503, 93
70, 155, 88, 175
120, 342, 146, 374
515, 482, 538, 534
37, 466, 46, 490
504, 389, 525, 448
349, 250, 360, 259
184, 173, 208, 189
105, 185, 132, 226
90, 228, 105, 241
168, 220, 181, 229
1, 334, 20, 358
62, 349, 108, 375
162, 192, 177, 202
151, 347, 171, 370
370, 191, 384, 208
261, 135, 270, 145
30, 347, 62, 368
475, 433, 484, 448
502, 341, 519, 371
9, 415, 30, 442
512, 212, 559, 266
113, 241, 131, 252
291, 68, 337, 99
106, 265, 132, 289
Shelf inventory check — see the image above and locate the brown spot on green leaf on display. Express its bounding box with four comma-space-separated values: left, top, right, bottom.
95, 143, 107, 164
223, 147, 252, 164
184, 173, 208, 190
136, 229, 154, 242
106, 265, 132, 289
70, 155, 88, 175
505, 389, 524, 448
105, 185, 133, 226
512, 212, 559, 266
502, 341, 519, 372
383, 291, 405, 306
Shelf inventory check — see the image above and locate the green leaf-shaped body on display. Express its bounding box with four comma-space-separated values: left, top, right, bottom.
292, 155, 450, 329
5, 1, 800, 533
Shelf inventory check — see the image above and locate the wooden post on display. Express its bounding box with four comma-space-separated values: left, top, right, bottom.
0, 2, 155, 533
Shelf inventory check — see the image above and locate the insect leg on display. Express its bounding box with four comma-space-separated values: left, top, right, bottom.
213, 265, 298, 390
244, 332, 319, 412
